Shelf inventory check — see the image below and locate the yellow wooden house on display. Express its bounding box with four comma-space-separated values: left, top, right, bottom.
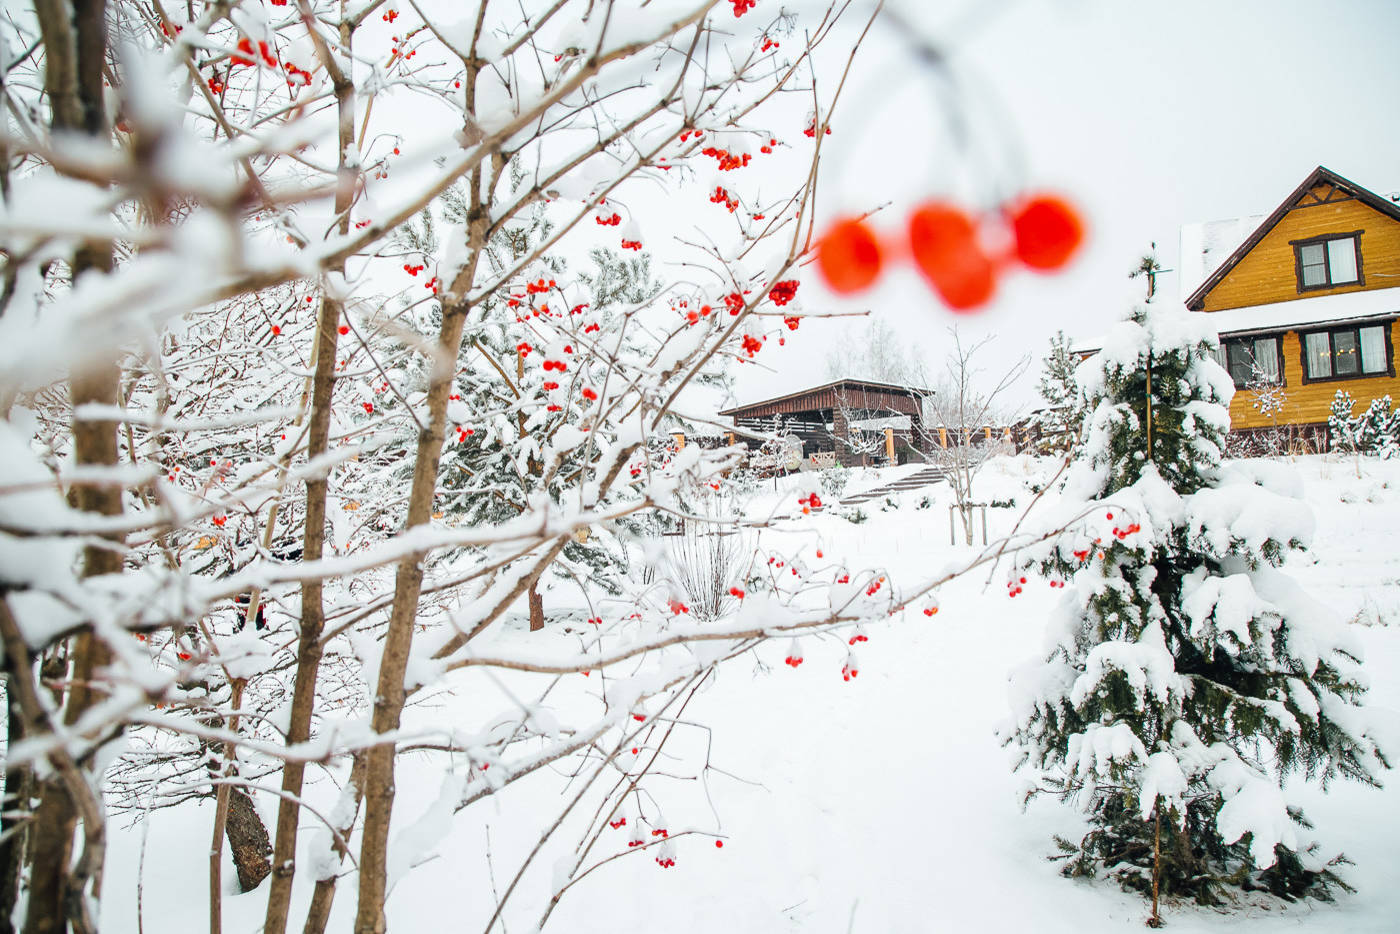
1180, 165, 1400, 450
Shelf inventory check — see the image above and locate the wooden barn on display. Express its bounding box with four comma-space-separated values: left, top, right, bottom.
717, 378, 928, 468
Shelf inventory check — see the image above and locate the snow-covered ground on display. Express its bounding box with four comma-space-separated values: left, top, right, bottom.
101, 455, 1400, 933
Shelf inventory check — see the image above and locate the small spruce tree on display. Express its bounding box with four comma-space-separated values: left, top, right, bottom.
1028, 330, 1087, 455
1004, 303, 1393, 918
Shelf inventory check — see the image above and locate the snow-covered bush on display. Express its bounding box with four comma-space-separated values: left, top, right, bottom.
1329, 390, 1399, 457
1004, 304, 1394, 916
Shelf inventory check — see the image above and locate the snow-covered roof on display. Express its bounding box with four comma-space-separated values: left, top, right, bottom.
1190, 287, 1400, 336
1177, 215, 1264, 304
1072, 288, 1400, 354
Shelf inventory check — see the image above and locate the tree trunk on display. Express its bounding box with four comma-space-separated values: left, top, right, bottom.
25, 1, 119, 930
528, 584, 544, 632
300, 755, 366, 934
352, 171, 489, 934
262, 16, 355, 934
0, 684, 25, 934
226, 788, 272, 892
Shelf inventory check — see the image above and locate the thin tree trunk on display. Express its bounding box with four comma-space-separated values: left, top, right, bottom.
352, 167, 490, 934
262, 13, 355, 933
208, 679, 248, 934
300, 755, 366, 934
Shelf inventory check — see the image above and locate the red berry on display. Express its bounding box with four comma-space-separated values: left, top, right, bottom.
816, 219, 882, 294
715, 840, 723, 848
338, 324, 349, 335
908, 202, 995, 311
1010, 195, 1084, 271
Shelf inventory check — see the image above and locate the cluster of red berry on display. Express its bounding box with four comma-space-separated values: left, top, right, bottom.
760, 36, 779, 52
731, 0, 756, 17
231, 37, 277, 69
797, 492, 821, 514
767, 280, 799, 306
921, 602, 939, 617
728, 587, 746, 599
668, 599, 690, 615
700, 147, 752, 172
740, 334, 763, 357
710, 185, 740, 212
815, 195, 1084, 311
542, 357, 567, 372
724, 292, 745, 315
620, 238, 642, 251
595, 212, 622, 226
1006, 576, 1028, 598
783, 316, 801, 331
403, 262, 427, 276
526, 278, 554, 294
841, 654, 859, 682
847, 629, 868, 646
381, 8, 398, 22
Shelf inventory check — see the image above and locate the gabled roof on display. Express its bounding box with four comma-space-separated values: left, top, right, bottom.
1184, 166, 1400, 311
717, 378, 928, 419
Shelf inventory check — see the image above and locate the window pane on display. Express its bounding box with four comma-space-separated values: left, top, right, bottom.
1305, 332, 1332, 378
1252, 338, 1280, 383
1333, 329, 1360, 375
1209, 343, 1227, 370
1327, 238, 1359, 284
1300, 243, 1328, 286
1360, 325, 1387, 373
1226, 342, 1252, 386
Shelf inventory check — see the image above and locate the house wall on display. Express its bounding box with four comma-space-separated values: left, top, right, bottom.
1227, 322, 1400, 429
1201, 193, 1400, 311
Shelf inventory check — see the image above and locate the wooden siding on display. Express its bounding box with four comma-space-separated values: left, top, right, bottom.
1200, 195, 1400, 312
1228, 323, 1400, 429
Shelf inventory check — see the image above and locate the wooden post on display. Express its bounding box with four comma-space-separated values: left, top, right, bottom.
884, 427, 895, 464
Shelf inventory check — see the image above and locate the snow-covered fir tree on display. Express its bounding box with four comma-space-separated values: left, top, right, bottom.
1027, 329, 1086, 454
1004, 303, 1394, 912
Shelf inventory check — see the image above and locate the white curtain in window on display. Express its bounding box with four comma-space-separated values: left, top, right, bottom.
1252, 338, 1280, 382
1328, 238, 1359, 284
1304, 332, 1332, 378
1360, 325, 1387, 373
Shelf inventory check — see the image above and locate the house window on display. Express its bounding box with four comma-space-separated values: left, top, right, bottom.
1293, 233, 1361, 291
1211, 336, 1282, 388
1302, 324, 1390, 380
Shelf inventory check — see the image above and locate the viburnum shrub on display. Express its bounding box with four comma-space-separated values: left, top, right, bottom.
814, 193, 1084, 310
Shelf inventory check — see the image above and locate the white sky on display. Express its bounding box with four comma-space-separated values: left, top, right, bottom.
731, 0, 1400, 411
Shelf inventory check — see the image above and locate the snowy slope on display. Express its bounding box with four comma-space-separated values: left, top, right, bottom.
99, 456, 1400, 933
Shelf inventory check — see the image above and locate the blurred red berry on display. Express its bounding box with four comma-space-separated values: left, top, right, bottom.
1010, 195, 1084, 271
816, 218, 882, 294
908, 202, 995, 311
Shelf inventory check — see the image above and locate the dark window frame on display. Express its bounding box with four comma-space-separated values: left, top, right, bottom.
1289, 231, 1364, 293
1299, 321, 1395, 385
1217, 335, 1285, 389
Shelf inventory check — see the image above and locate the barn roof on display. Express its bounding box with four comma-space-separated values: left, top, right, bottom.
717, 378, 928, 420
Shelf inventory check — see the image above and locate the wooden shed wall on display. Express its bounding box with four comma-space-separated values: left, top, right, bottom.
1201, 192, 1400, 312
